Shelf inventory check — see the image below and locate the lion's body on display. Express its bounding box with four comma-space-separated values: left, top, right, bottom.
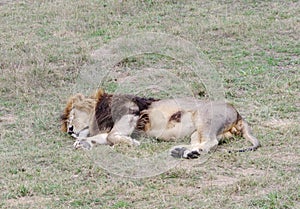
61, 89, 260, 159
140, 98, 237, 141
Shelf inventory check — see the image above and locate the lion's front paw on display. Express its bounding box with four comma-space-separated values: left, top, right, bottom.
132, 139, 140, 146
170, 147, 201, 159
73, 139, 92, 150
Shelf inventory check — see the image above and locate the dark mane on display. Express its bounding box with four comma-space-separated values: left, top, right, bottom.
133, 97, 159, 132
136, 111, 150, 132
132, 97, 158, 112
95, 93, 114, 132
95, 93, 159, 132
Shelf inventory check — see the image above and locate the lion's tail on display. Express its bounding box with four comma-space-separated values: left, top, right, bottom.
230, 119, 261, 153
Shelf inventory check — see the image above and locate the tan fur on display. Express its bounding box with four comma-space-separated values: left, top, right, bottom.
60, 91, 99, 134
61, 89, 260, 158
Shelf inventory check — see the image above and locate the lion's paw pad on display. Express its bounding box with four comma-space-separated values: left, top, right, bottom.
170, 147, 201, 159
186, 150, 201, 159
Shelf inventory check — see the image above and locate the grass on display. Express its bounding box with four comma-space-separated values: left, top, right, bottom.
0, 0, 299, 208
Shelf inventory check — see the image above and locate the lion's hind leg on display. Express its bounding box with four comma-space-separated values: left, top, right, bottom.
170, 131, 219, 159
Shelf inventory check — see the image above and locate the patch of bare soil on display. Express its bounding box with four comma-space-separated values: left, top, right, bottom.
204, 174, 238, 187
262, 119, 296, 128
202, 167, 266, 187
0, 0, 11, 6
0, 114, 16, 125
0, 111, 16, 136
5, 196, 53, 208
178, 158, 266, 188
269, 152, 300, 168
0, 112, 17, 140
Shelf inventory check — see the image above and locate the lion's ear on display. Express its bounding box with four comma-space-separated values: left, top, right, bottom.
92, 89, 105, 100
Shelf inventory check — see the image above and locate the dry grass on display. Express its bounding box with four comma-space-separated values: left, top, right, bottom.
0, 0, 299, 208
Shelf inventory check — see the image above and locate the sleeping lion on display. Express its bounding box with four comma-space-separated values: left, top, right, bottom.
61, 89, 260, 159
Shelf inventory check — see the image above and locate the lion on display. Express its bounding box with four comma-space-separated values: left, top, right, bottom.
61, 89, 260, 159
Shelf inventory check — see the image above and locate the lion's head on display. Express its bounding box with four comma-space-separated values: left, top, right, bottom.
61, 89, 104, 138
61, 89, 159, 140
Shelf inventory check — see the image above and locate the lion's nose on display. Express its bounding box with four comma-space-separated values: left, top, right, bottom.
68, 126, 74, 135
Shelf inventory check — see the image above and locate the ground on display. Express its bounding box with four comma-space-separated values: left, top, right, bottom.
0, 0, 299, 208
